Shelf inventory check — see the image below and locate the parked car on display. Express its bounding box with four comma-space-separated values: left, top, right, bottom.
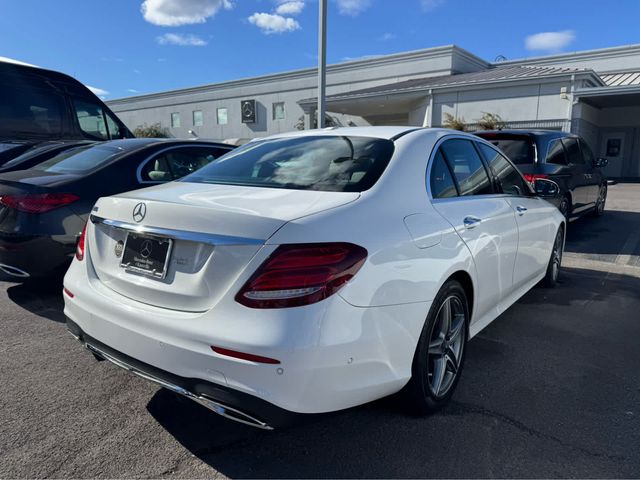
0, 140, 95, 173
474, 130, 608, 221
0, 138, 234, 280
0, 58, 133, 165
64, 127, 565, 429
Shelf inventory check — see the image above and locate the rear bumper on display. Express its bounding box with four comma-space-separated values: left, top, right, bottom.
66, 317, 298, 429
0, 234, 75, 279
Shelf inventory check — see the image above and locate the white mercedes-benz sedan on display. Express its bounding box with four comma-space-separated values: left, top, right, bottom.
64, 127, 565, 429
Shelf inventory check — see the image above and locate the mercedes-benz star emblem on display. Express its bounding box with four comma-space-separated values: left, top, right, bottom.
140, 240, 153, 259
132, 202, 146, 223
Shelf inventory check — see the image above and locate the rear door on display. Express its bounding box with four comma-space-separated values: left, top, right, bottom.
429, 138, 519, 323
561, 138, 590, 213
578, 138, 603, 205
477, 142, 556, 289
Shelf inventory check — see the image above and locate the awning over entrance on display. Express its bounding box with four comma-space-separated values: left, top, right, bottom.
576, 85, 640, 108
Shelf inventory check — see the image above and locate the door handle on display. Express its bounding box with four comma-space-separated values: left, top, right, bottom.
463, 216, 482, 229
516, 205, 528, 215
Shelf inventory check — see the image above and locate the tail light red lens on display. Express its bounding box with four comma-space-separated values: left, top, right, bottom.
236, 242, 368, 309
523, 173, 548, 184
76, 224, 87, 261
0, 193, 80, 214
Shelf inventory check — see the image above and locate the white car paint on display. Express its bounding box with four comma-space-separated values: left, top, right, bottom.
63, 127, 564, 426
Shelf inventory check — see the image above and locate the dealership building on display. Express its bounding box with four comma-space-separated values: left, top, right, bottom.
108, 43, 640, 179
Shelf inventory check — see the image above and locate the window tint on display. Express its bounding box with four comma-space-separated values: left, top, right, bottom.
105, 112, 125, 139
184, 136, 394, 192
32, 145, 121, 173
140, 146, 229, 182
73, 99, 109, 140
430, 150, 457, 198
546, 139, 567, 165
478, 143, 529, 196
440, 139, 493, 196
562, 138, 583, 165
479, 136, 534, 165
0, 86, 64, 137
579, 139, 595, 166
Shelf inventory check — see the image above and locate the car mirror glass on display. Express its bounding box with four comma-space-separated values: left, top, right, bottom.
534, 178, 560, 198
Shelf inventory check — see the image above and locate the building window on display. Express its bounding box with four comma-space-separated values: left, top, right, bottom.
217, 108, 228, 125
193, 110, 203, 127
171, 112, 181, 128
273, 102, 285, 120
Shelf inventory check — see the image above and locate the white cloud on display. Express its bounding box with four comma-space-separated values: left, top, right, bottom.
248, 13, 300, 34
335, 0, 371, 16
380, 32, 396, 41
87, 85, 109, 99
141, 0, 232, 26
525, 30, 575, 52
275, 1, 304, 15
0, 56, 37, 67
421, 0, 444, 11
156, 33, 208, 46
127, 89, 139, 93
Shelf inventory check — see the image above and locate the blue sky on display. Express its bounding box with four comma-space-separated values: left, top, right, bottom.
1, 0, 639, 100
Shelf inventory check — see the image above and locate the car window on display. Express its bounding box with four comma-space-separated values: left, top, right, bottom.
439, 139, 493, 196
0, 87, 64, 137
73, 99, 109, 140
477, 135, 534, 165
430, 149, 458, 198
478, 143, 530, 196
562, 138, 583, 165
579, 139, 596, 166
140, 146, 230, 182
32, 145, 121, 174
546, 139, 567, 165
183, 136, 395, 193
105, 112, 125, 139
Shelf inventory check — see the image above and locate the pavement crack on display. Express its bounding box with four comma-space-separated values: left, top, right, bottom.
447, 401, 626, 462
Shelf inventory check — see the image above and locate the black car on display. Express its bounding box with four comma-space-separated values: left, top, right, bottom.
0, 58, 133, 165
474, 130, 608, 221
0, 138, 234, 281
0, 140, 95, 173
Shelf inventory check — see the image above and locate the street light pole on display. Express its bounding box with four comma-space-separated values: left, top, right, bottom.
317, 0, 327, 128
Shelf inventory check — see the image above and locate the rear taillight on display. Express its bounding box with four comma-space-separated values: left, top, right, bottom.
523, 173, 548, 184
236, 243, 367, 309
0, 193, 80, 213
76, 224, 87, 261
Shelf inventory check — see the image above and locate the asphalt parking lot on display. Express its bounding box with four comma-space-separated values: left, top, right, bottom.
1, 184, 639, 479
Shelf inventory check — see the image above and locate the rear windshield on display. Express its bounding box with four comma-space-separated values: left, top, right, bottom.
182, 135, 395, 192
31, 144, 121, 174
478, 135, 534, 165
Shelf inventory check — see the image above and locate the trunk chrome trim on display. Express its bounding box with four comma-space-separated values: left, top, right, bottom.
90, 215, 265, 246
84, 341, 274, 430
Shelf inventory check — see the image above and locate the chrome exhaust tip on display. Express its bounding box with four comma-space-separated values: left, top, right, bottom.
0, 263, 30, 278
84, 342, 273, 430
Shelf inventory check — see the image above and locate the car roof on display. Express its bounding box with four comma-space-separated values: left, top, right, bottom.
255, 126, 478, 141
474, 129, 577, 140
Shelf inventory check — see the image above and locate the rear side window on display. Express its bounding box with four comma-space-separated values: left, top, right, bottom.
479, 136, 534, 165
430, 150, 457, 198
562, 138, 583, 165
0, 87, 64, 137
478, 143, 530, 196
140, 146, 229, 182
183, 136, 395, 192
546, 139, 567, 165
579, 139, 596, 166
32, 145, 121, 174
439, 139, 493, 196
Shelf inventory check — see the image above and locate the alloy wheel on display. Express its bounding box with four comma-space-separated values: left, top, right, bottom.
551, 228, 564, 282
597, 186, 606, 214
559, 197, 570, 219
427, 296, 466, 398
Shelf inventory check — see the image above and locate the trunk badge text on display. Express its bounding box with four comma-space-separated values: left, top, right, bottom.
132, 203, 147, 223
114, 240, 124, 258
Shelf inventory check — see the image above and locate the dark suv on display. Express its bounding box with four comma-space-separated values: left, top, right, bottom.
474, 130, 608, 221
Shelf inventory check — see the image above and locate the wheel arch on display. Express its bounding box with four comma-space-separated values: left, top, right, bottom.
447, 270, 474, 326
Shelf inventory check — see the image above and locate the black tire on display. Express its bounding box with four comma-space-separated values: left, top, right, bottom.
403, 280, 469, 414
558, 195, 571, 222
543, 226, 564, 288
593, 184, 607, 217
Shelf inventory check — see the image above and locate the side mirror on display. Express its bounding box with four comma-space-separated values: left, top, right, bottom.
593, 157, 609, 168
534, 178, 560, 199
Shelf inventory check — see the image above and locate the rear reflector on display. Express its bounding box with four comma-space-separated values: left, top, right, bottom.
211, 346, 280, 364
236, 242, 367, 309
76, 224, 87, 261
63, 287, 75, 298
523, 173, 549, 184
0, 193, 80, 214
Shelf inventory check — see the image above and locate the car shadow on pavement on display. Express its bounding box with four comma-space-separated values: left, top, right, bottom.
565, 210, 640, 256
6, 280, 66, 323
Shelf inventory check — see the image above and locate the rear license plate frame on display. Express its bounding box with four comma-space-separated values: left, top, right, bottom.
119, 232, 173, 280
